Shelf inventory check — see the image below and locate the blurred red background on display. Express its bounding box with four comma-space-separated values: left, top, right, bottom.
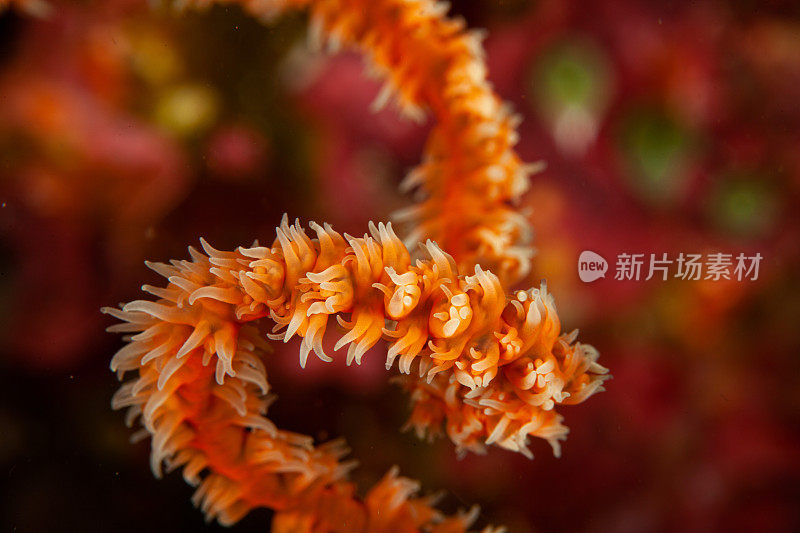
1, 1, 798, 531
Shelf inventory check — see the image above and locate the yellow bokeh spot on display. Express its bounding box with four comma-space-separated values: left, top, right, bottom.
155, 84, 219, 137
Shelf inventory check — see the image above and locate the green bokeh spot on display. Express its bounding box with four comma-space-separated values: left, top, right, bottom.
619, 108, 692, 204
710, 175, 777, 239
532, 38, 611, 115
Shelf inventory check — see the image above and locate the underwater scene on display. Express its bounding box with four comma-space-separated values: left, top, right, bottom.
1, 1, 799, 531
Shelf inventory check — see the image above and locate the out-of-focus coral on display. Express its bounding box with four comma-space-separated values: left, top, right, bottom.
466, 0, 800, 529
0, 0, 192, 368
0, 0, 52, 17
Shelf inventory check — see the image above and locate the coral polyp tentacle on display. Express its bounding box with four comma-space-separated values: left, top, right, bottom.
105, 218, 608, 530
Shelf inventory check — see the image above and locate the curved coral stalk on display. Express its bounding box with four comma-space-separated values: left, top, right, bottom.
180, 0, 540, 286
104, 217, 607, 529
106, 1, 609, 529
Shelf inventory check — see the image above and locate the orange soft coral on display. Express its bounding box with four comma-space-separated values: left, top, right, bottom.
105, 1, 609, 530
181, 0, 539, 286
104, 218, 607, 528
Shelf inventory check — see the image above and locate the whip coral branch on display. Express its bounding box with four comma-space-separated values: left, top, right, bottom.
104, 217, 607, 529
181, 0, 540, 286
105, 0, 609, 530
